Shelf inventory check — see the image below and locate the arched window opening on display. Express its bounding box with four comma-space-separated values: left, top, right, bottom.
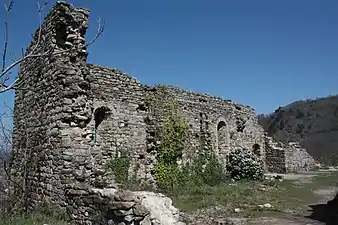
217, 121, 226, 131
93, 106, 111, 143
55, 23, 67, 47
95, 109, 106, 129
217, 121, 229, 155
252, 143, 261, 157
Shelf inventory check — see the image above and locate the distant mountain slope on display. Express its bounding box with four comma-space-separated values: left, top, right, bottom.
258, 95, 338, 165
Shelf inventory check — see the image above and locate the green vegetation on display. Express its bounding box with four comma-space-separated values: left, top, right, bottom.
153, 97, 188, 189
0, 214, 70, 225
169, 179, 280, 214
106, 150, 152, 191
107, 150, 131, 185
1, 199, 70, 225
106, 148, 155, 191
146, 87, 228, 190
187, 153, 226, 186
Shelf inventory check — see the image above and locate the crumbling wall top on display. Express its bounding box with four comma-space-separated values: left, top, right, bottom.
144, 84, 256, 114
23, 0, 90, 59
87, 64, 142, 84
52, 1, 89, 17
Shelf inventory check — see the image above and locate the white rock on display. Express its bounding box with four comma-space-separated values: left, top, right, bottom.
133, 191, 186, 225
263, 203, 272, 208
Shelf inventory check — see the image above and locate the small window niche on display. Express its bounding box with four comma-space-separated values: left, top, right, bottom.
93, 106, 112, 143
252, 143, 261, 157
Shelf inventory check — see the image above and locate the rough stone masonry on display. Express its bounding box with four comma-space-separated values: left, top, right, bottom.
9, 1, 315, 224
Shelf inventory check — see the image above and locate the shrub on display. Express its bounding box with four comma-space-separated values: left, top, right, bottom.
106, 151, 130, 185
202, 154, 226, 185
154, 161, 184, 189
147, 95, 189, 190
188, 153, 226, 186
226, 148, 264, 181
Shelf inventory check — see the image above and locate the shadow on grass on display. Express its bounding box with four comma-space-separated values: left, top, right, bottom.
306, 194, 338, 225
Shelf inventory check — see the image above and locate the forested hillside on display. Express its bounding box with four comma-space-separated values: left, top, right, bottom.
258, 95, 338, 165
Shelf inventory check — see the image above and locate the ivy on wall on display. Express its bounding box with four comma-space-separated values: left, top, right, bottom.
145, 86, 227, 189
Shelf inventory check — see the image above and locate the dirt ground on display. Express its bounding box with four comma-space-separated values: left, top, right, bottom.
185, 169, 338, 225
230, 169, 338, 225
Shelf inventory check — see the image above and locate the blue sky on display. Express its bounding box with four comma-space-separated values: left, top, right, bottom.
0, 0, 338, 121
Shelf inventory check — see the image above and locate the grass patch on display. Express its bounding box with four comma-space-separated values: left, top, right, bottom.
167, 171, 338, 218
309, 171, 338, 187
166, 179, 284, 215
273, 171, 338, 210
0, 214, 70, 225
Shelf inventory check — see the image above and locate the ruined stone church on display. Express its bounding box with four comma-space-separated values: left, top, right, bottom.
10, 1, 315, 220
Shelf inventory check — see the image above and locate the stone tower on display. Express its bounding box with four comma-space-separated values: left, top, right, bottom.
10, 2, 92, 211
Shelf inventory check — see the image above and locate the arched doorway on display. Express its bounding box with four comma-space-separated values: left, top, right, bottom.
217, 121, 229, 155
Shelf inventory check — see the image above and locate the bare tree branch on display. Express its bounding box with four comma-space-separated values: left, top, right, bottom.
1, 0, 14, 74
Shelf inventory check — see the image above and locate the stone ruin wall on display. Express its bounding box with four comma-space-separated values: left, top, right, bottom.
9, 1, 316, 224
264, 136, 287, 173
144, 85, 266, 164
264, 136, 316, 173
284, 142, 316, 172
86, 64, 150, 183
86, 64, 267, 183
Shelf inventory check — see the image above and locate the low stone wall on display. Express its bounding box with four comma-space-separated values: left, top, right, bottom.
65, 184, 150, 224
264, 136, 286, 173
284, 142, 316, 173
64, 184, 185, 225
264, 135, 316, 173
